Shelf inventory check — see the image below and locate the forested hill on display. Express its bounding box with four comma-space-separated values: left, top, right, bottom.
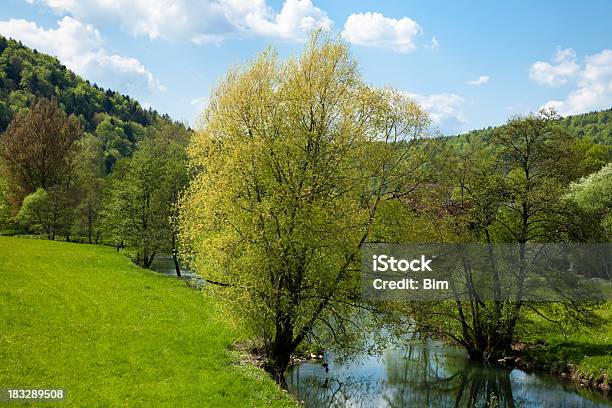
453, 108, 612, 145
0, 34, 183, 171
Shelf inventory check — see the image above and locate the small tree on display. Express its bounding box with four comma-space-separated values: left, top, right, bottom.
101, 145, 168, 267
17, 187, 74, 240
72, 134, 105, 243
101, 122, 190, 269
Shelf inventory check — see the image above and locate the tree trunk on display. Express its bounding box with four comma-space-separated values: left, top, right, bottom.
264, 351, 291, 389
171, 234, 181, 278
466, 339, 513, 362
143, 251, 156, 269
264, 319, 296, 389
172, 251, 182, 278
87, 210, 93, 244
467, 348, 485, 361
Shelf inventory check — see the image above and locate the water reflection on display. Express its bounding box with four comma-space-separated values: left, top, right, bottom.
287, 340, 611, 408
150, 256, 206, 287
150, 256, 190, 277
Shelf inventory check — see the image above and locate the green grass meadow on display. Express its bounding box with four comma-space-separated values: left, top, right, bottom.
0, 237, 295, 407
526, 306, 612, 384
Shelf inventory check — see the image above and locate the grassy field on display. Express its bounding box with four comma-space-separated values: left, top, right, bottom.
524, 304, 612, 386
0, 237, 296, 407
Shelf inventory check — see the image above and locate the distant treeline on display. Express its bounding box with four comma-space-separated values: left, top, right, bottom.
454, 107, 612, 146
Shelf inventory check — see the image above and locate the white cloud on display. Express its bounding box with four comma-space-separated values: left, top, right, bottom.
341, 12, 422, 53
529, 48, 580, 86
26, 0, 230, 42
236, 0, 332, 41
426, 36, 439, 51
538, 49, 612, 115
406, 92, 467, 134
25, 0, 333, 43
0, 16, 162, 93
466, 75, 490, 86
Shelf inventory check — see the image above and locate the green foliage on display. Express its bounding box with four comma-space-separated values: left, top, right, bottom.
379, 111, 606, 362
452, 107, 612, 148
0, 236, 296, 407
565, 163, 612, 241
524, 305, 612, 383
0, 36, 191, 243
0, 34, 168, 133
558, 108, 612, 145
567, 163, 612, 216
101, 122, 190, 267
16, 187, 48, 231
179, 32, 430, 384
0, 98, 82, 211
0, 172, 15, 231
95, 114, 146, 173
71, 134, 106, 243
0, 34, 185, 174
17, 187, 75, 240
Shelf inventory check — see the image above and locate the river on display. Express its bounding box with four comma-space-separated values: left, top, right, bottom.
287, 338, 612, 408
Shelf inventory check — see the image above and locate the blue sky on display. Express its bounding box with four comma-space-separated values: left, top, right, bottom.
1, 0, 611, 134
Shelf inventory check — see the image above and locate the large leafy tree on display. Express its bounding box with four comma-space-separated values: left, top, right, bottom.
0, 98, 82, 212
179, 33, 429, 386
386, 111, 605, 361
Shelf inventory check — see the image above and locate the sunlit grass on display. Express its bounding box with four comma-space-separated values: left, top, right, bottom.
0, 237, 295, 407
524, 303, 612, 383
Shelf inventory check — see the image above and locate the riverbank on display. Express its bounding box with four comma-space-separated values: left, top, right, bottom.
0, 237, 296, 407
525, 302, 612, 390
490, 305, 612, 393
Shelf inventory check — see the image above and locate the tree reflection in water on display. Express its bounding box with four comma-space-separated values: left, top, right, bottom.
286, 339, 611, 408
385, 342, 516, 407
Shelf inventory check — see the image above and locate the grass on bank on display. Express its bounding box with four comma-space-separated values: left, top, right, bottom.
524, 304, 612, 385
0, 236, 296, 407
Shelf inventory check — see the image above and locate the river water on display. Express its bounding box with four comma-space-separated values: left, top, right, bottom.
287, 339, 612, 408
150, 256, 206, 287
